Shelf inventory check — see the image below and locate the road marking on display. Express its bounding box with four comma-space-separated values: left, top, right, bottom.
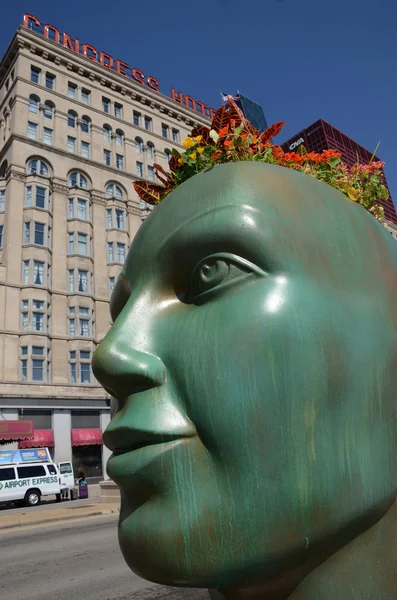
0, 512, 118, 534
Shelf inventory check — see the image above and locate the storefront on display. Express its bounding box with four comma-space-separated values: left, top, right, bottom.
71, 428, 103, 477
0, 419, 34, 446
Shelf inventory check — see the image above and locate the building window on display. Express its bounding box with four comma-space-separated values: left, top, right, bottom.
27, 159, 49, 176
32, 311, 44, 332
35, 186, 46, 209
115, 130, 124, 147
23, 222, 31, 244
33, 261, 45, 285
43, 127, 53, 145
0, 190, 6, 212
0, 224, 3, 248
133, 111, 141, 127
136, 161, 144, 178
78, 233, 88, 255
67, 136, 76, 153
102, 97, 110, 113
68, 111, 77, 128
114, 103, 123, 118
135, 137, 143, 154
117, 243, 126, 264
81, 88, 91, 104
108, 277, 115, 297
104, 150, 111, 166
68, 197, 89, 221
79, 307, 90, 337
116, 209, 125, 229
147, 166, 155, 182
34, 222, 45, 245
68, 269, 90, 294
20, 346, 48, 383
78, 270, 89, 293
106, 208, 113, 229
106, 183, 123, 200
144, 116, 152, 131
29, 95, 39, 114
81, 117, 90, 134
165, 149, 171, 163
116, 154, 124, 170
146, 143, 155, 160
81, 141, 90, 159
162, 123, 169, 138
69, 350, 92, 384
27, 122, 38, 140
107, 242, 114, 263
69, 172, 88, 189
172, 128, 180, 143
68, 307, 76, 336
68, 82, 77, 99
77, 198, 88, 220
45, 73, 55, 90
30, 66, 41, 84
103, 125, 112, 142
44, 102, 54, 120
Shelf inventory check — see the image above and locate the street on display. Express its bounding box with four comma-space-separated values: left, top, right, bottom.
0, 515, 209, 600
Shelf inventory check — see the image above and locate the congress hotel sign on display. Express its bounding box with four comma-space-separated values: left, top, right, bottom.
22, 14, 216, 119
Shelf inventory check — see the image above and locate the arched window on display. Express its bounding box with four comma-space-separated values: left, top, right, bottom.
0, 160, 8, 178
103, 124, 112, 142
29, 94, 40, 114
146, 142, 155, 160
68, 171, 88, 189
27, 158, 50, 177
44, 101, 54, 120
135, 137, 143, 154
115, 129, 124, 148
68, 110, 77, 128
81, 116, 91, 134
164, 149, 171, 163
106, 183, 124, 200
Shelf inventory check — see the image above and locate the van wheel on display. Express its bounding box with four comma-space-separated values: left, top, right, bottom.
25, 489, 41, 507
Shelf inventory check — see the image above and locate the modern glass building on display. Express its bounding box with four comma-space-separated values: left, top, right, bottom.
282, 119, 397, 225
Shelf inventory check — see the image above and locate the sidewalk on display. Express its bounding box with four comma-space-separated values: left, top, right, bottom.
0, 499, 120, 531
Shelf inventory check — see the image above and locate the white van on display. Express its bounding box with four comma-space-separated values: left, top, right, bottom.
0, 448, 73, 507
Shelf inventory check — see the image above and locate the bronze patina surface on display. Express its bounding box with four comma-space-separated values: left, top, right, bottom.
93, 162, 397, 599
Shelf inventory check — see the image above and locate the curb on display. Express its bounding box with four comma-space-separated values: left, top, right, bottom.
0, 507, 119, 531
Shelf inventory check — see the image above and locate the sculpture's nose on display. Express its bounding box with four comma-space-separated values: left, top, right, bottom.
92, 330, 165, 400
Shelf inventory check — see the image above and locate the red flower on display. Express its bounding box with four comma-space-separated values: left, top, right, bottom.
219, 126, 229, 137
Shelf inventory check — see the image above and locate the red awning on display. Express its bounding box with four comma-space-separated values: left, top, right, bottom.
0, 420, 34, 442
19, 429, 54, 449
71, 429, 102, 446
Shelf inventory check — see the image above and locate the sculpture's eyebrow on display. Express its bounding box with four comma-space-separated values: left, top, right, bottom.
158, 204, 262, 253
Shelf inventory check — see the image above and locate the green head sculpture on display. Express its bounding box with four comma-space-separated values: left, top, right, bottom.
92, 162, 397, 599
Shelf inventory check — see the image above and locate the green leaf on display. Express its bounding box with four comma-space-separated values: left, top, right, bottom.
329, 156, 341, 168
233, 124, 244, 136
379, 185, 389, 199
171, 148, 181, 157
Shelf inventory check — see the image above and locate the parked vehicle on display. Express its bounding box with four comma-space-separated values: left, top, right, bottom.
0, 448, 73, 507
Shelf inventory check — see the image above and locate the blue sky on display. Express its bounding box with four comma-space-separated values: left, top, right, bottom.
2, 1, 396, 206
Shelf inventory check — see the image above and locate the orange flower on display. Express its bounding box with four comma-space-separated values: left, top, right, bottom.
223, 140, 232, 149
272, 146, 284, 160
211, 150, 223, 160
283, 152, 304, 163
219, 126, 229, 137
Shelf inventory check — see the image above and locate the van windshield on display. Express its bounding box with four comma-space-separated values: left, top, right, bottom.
59, 463, 72, 474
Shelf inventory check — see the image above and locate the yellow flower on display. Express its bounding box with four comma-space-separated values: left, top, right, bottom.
178, 158, 183, 165
194, 135, 203, 143
182, 137, 195, 149
190, 152, 197, 160
197, 147, 204, 154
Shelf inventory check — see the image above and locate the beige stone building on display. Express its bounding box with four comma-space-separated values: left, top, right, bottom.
0, 21, 209, 477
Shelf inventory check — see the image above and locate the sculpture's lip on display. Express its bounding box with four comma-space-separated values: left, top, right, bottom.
110, 435, 186, 456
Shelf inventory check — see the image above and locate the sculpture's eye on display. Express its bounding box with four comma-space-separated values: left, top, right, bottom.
188, 253, 266, 303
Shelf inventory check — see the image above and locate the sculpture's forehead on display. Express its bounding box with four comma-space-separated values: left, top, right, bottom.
135, 163, 328, 255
